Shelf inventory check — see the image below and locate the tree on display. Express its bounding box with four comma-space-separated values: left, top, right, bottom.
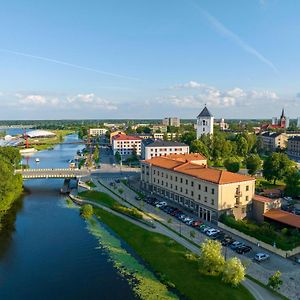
180, 131, 196, 146
263, 153, 295, 184
222, 257, 245, 286
190, 140, 210, 158
267, 271, 283, 290
236, 136, 248, 157
199, 239, 225, 275
224, 158, 240, 173
115, 151, 121, 163
246, 154, 262, 175
80, 204, 94, 219
284, 168, 300, 197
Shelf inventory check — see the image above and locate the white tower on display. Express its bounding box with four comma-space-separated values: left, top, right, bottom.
196, 106, 214, 139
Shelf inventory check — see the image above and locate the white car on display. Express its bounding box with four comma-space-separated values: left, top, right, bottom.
254, 253, 270, 262
206, 228, 220, 236
202, 226, 211, 233
183, 217, 192, 223
156, 201, 167, 208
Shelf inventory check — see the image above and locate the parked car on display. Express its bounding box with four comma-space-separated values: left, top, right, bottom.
171, 209, 180, 216
206, 228, 220, 236
201, 226, 211, 233
212, 231, 225, 240
186, 219, 194, 226
156, 201, 167, 208
230, 241, 244, 250
191, 220, 203, 227
135, 196, 141, 201
183, 216, 192, 223
221, 237, 235, 246
254, 253, 270, 262
236, 245, 252, 254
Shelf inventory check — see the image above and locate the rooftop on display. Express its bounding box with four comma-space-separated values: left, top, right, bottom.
263, 209, 300, 229
253, 195, 274, 203
143, 139, 187, 147
113, 134, 141, 141
289, 136, 300, 142
144, 154, 254, 185
197, 106, 213, 118
261, 131, 283, 138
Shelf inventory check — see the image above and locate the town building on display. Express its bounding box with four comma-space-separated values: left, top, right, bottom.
262, 108, 289, 130
89, 128, 108, 136
141, 153, 255, 222
153, 132, 179, 140
218, 118, 229, 130
252, 195, 281, 223
110, 131, 126, 144
141, 139, 189, 160
287, 136, 300, 160
112, 134, 141, 157
196, 106, 214, 138
152, 125, 168, 133
162, 117, 180, 127
260, 131, 288, 152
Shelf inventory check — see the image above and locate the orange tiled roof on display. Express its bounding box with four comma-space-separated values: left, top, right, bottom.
113, 134, 141, 141
264, 209, 300, 229
144, 154, 254, 184
253, 195, 273, 203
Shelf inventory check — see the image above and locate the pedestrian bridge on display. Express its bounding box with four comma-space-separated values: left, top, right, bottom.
15, 168, 90, 179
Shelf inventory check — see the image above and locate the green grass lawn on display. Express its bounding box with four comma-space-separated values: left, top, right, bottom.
93, 206, 254, 300
85, 181, 96, 188
79, 190, 117, 208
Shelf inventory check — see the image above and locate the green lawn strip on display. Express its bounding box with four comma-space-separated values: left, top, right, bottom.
245, 275, 289, 300
93, 206, 254, 300
78, 190, 118, 208
97, 181, 201, 248
85, 181, 96, 188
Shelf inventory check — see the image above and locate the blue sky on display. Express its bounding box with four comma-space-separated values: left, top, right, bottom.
0, 0, 299, 119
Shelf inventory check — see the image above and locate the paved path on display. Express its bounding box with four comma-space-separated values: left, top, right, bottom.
85, 178, 281, 300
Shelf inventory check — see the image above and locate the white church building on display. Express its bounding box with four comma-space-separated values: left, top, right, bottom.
196, 106, 214, 139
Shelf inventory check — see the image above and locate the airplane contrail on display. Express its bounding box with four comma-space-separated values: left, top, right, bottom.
0, 48, 140, 81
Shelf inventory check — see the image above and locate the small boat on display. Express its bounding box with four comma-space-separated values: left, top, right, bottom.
35, 158, 40, 163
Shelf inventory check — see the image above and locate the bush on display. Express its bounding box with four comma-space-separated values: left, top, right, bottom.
112, 204, 143, 220
80, 204, 93, 219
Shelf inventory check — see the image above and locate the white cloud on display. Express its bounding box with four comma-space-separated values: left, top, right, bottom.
16, 94, 47, 105
161, 81, 279, 109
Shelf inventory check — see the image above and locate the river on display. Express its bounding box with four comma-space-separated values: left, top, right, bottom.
0, 134, 157, 300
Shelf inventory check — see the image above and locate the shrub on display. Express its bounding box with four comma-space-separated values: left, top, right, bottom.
80, 204, 93, 219
112, 204, 143, 220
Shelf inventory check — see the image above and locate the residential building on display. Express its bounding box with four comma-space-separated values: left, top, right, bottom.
141, 153, 255, 222
89, 128, 108, 136
153, 132, 179, 140
110, 131, 126, 144
196, 106, 214, 138
162, 117, 180, 127
219, 118, 229, 130
252, 195, 281, 223
287, 136, 300, 160
141, 139, 189, 160
152, 125, 167, 133
112, 134, 141, 157
260, 131, 288, 152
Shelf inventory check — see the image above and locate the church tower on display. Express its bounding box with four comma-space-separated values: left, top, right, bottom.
279, 108, 286, 128
196, 106, 214, 139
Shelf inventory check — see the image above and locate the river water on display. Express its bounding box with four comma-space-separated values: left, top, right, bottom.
0, 134, 140, 299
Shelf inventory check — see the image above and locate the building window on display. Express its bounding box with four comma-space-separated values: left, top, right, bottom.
185, 189, 188, 195
198, 184, 201, 190
211, 188, 214, 195
185, 179, 188, 185
204, 196, 207, 202
191, 191, 194, 196
161, 181, 164, 186
180, 187, 183, 192
175, 176, 178, 182
162, 172, 164, 178
166, 182, 168, 187
170, 175, 173, 180
246, 185, 249, 191
175, 185, 177, 191
205, 186, 208, 192
198, 194, 201, 200
246, 196, 249, 201
157, 171, 160, 176
153, 178, 156, 183
191, 181, 194, 187
170, 184, 172, 189
180, 178, 183, 183
166, 174, 168, 179
211, 199, 214, 205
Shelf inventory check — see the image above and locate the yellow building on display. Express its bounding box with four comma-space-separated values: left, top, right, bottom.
110, 131, 125, 144
141, 153, 255, 223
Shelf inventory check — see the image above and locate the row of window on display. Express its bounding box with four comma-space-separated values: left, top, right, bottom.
150, 148, 184, 152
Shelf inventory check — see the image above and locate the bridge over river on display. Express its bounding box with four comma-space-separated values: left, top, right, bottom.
15, 168, 91, 179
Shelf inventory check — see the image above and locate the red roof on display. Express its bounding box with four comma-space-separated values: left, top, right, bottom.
253, 195, 273, 203
144, 155, 254, 185
113, 134, 141, 141
264, 209, 300, 229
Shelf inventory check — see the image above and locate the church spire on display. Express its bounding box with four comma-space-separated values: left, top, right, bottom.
281, 108, 285, 119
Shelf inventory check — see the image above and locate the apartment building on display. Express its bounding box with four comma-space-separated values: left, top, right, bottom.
153, 132, 179, 140
162, 117, 180, 127
287, 136, 300, 160
141, 154, 255, 222
112, 134, 141, 157
89, 128, 108, 136
260, 131, 287, 152
110, 131, 126, 144
141, 139, 189, 160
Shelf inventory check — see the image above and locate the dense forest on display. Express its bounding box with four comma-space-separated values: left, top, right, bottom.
0, 147, 23, 226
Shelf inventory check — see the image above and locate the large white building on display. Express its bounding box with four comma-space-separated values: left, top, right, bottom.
196, 106, 214, 139
112, 134, 142, 157
141, 139, 189, 160
89, 128, 108, 136
162, 117, 180, 127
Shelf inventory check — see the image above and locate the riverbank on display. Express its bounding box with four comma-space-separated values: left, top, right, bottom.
76, 189, 254, 300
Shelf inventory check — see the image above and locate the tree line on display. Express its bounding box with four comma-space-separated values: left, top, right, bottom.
0, 147, 23, 225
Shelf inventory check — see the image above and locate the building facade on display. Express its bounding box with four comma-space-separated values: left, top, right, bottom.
196, 106, 214, 138
141, 154, 255, 222
89, 128, 108, 136
112, 134, 142, 157
260, 131, 288, 152
141, 139, 189, 160
162, 117, 180, 127
287, 136, 300, 160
